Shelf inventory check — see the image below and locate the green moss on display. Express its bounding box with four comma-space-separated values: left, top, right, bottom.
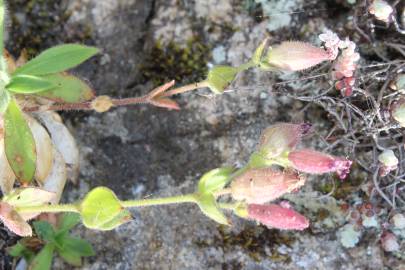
139, 37, 210, 86
315, 174, 363, 200
195, 225, 294, 263
7, 0, 93, 57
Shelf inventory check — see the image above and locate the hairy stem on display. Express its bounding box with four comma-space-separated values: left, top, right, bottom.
16, 203, 80, 214
120, 193, 198, 207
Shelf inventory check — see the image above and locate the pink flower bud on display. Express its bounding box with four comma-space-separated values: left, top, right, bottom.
247, 203, 309, 230
288, 149, 352, 179
266, 41, 331, 71
258, 123, 311, 158
231, 168, 305, 204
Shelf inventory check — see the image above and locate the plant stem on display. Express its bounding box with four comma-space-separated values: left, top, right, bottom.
120, 193, 197, 208
237, 61, 256, 72
23, 81, 209, 112
16, 204, 79, 214
160, 81, 209, 97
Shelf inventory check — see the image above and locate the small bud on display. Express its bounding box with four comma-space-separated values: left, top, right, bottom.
258, 123, 312, 159
378, 150, 398, 176
381, 232, 399, 252
389, 74, 405, 91
391, 99, 405, 127
91, 95, 114, 113
247, 203, 309, 230
392, 213, 405, 229
265, 41, 331, 72
231, 168, 305, 204
288, 149, 352, 179
368, 0, 394, 23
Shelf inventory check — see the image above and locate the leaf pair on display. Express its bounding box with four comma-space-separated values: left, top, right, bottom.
195, 167, 233, 225
9, 213, 95, 270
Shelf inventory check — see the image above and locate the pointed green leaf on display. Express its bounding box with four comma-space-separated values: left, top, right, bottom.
79, 187, 124, 230
6, 75, 56, 94
207, 65, 239, 94
33, 221, 55, 242
36, 73, 95, 103
58, 248, 82, 267
8, 242, 27, 257
198, 167, 233, 194
3, 187, 55, 208
4, 99, 36, 183
57, 213, 81, 233
29, 243, 54, 270
57, 235, 94, 266
59, 236, 95, 257
14, 44, 99, 76
197, 193, 228, 225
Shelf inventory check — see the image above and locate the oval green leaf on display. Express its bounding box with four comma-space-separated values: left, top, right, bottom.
4, 99, 36, 183
79, 187, 124, 230
198, 167, 233, 194
13, 44, 99, 76
36, 73, 95, 103
6, 75, 56, 94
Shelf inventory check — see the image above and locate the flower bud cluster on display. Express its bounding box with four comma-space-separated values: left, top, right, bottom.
229, 123, 352, 230
319, 30, 360, 96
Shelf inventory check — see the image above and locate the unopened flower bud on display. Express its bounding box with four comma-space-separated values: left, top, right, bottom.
288, 149, 352, 179
368, 0, 394, 23
91, 95, 114, 113
381, 232, 399, 252
378, 150, 398, 176
266, 41, 331, 72
258, 123, 311, 159
247, 203, 309, 230
231, 168, 305, 204
391, 99, 405, 127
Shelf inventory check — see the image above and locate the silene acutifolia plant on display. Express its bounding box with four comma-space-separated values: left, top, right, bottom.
0, 0, 354, 268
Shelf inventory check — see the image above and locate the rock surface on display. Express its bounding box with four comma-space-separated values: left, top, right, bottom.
5, 0, 403, 269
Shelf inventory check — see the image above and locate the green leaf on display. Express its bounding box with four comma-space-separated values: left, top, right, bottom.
206, 65, 239, 94
198, 167, 233, 194
58, 248, 82, 267
6, 75, 56, 94
4, 99, 36, 183
79, 187, 124, 230
57, 235, 95, 266
196, 193, 228, 225
8, 242, 27, 257
59, 236, 95, 257
33, 221, 55, 242
3, 187, 55, 208
57, 213, 81, 233
14, 44, 99, 76
36, 73, 95, 103
29, 243, 54, 270
8, 241, 35, 261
